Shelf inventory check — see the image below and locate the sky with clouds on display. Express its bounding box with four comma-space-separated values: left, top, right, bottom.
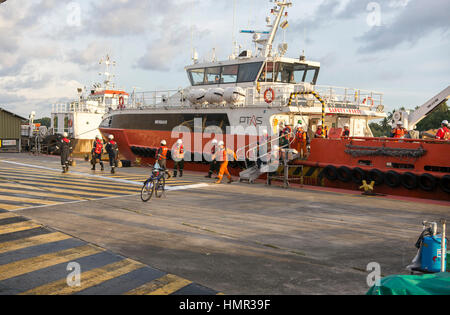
0, 0, 449, 119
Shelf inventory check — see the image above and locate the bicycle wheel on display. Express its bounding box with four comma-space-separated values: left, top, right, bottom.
154, 175, 166, 198
141, 179, 155, 202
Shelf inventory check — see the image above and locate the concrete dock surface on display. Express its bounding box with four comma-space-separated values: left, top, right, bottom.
0, 153, 448, 295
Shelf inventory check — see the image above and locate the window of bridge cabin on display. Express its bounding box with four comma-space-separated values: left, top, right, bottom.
304, 68, 317, 84
221, 65, 238, 84
188, 68, 205, 86
205, 67, 222, 84
237, 62, 263, 83
259, 62, 276, 82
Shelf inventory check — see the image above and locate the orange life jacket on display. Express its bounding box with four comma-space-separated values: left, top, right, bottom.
94, 139, 103, 154
296, 129, 307, 142
392, 128, 406, 139
158, 146, 168, 160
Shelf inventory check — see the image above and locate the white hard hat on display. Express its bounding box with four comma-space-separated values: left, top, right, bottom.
161, 140, 167, 146
108, 135, 114, 140
442, 120, 449, 126
63, 132, 68, 138
344, 123, 350, 128
212, 139, 218, 144
95, 135, 100, 139
397, 121, 403, 126
177, 139, 182, 144
218, 141, 224, 147
317, 122, 322, 127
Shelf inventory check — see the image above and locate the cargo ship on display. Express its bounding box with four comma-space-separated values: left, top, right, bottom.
99, 0, 449, 201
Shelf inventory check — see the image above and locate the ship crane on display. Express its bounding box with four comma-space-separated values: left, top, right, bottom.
392, 85, 450, 131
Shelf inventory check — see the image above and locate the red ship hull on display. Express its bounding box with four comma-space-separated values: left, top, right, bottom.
100, 127, 450, 201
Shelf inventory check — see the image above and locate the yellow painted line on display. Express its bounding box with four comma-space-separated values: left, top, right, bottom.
125, 274, 192, 295
0, 212, 17, 220
0, 203, 25, 211
0, 221, 42, 236
21, 258, 144, 295
0, 188, 84, 201
0, 182, 115, 198
1, 179, 130, 197
0, 232, 72, 255
0, 244, 103, 281
0, 195, 59, 206
0, 171, 139, 192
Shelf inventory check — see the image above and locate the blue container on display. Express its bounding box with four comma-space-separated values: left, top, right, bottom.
421, 235, 447, 273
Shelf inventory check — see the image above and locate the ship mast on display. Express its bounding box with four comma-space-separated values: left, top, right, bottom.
262, 0, 292, 57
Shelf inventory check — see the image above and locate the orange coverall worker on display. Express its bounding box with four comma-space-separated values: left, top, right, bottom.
295, 128, 309, 158
391, 127, 406, 139
215, 147, 237, 184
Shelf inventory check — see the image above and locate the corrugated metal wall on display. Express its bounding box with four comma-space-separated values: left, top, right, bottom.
0, 109, 22, 138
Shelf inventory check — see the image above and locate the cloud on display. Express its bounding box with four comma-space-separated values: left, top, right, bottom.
357, 0, 450, 53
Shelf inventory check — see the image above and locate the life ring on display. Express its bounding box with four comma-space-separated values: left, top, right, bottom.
118, 96, 125, 109
68, 119, 73, 128
264, 88, 275, 104
362, 97, 374, 106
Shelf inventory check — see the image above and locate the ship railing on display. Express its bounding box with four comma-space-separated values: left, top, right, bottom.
242, 84, 384, 111
123, 85, 383, 112
128, 90, 187, 109
51, 102, 109, 114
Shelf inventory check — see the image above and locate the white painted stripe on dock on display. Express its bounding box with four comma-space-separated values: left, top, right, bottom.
0, 160, 210, 193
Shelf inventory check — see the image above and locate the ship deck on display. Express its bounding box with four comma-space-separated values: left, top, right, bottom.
0, 153, 448, 294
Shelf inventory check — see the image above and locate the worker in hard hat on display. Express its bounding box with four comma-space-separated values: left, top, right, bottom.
257, 128, 270, 167
341, 123, 350, 138
205, 139, 219, 178
314, 123, 325, 138
391, 122, 407, 139
56, 132, 72, 173
215, 141, 236, 184
157, 140, 171, 179
172, 139, 184, 177
105, 135, 119, 174
91, 135, 104, 171
295, 123, 309, 159
279, 121, 292, 148
435, 120, 450, 140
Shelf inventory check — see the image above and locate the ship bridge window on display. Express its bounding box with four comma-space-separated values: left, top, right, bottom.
259, 62, 319, 85
237, 62, 263, 83
221, 65, 238, 83
206, 67, 221, 84
189, 68, 205, 86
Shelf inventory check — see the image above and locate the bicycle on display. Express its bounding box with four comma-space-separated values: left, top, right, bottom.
141, 165, 166, 202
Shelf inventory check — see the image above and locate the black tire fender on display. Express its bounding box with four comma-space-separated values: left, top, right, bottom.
384, 171, 401, 188
323, 165, 338, 181
352, 167, 367, 184
440, 175, 450, 194
418, 173, 437, 192
401, 172, 418, 190
337, 166, 352, 183
368, 169, 384, 186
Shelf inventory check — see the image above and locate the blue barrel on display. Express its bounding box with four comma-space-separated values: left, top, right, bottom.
421, 235, 447, 273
